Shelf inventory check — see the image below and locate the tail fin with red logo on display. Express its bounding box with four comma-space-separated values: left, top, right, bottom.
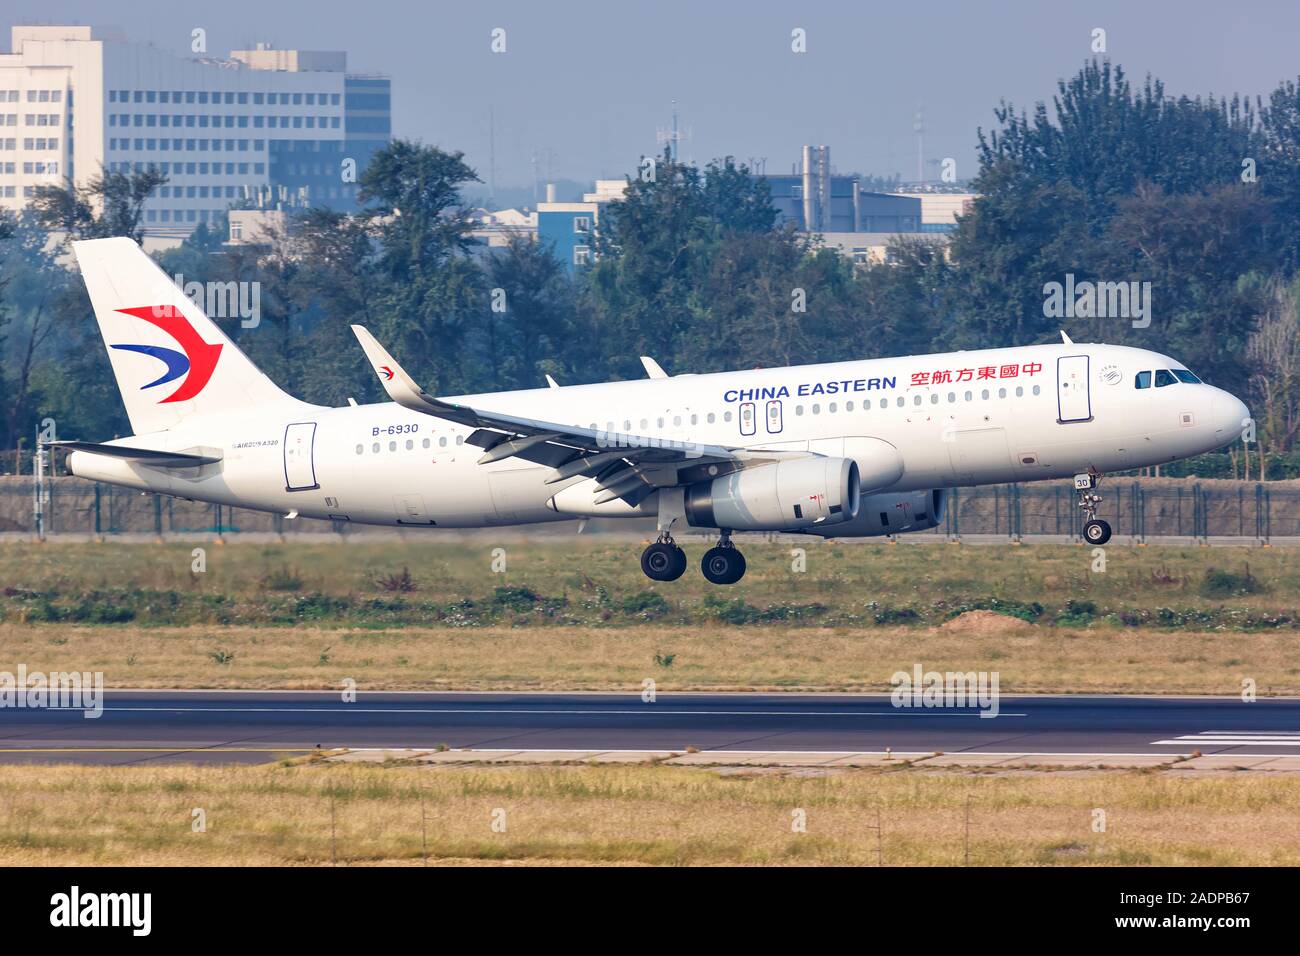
72, 237, 301, 434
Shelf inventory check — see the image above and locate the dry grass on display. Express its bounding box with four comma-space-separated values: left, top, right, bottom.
1, 761, 1297, 866
0, 620, 1293, 694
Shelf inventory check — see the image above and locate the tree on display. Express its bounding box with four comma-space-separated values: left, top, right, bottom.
481, 232, 575, 391
30, 168, 168, 244
356, 141, 485, 394
1246, 277, 1300, 470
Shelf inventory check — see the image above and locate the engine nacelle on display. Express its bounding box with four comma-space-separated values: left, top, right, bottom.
809, 489, 947, 538
685, 457, 860, 531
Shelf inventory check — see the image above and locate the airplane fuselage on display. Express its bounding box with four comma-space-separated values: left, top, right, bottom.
69, 342, 1248, 530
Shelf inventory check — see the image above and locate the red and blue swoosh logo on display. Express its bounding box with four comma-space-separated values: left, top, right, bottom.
110, 305, 222, 403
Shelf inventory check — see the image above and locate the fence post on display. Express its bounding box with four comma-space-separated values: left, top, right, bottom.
1011, 484, 1021, 543
153, 494, 163, 542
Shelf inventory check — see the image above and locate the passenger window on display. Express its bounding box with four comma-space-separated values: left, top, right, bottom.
895, 397, 904, 407
948, 392, 956, 402
964, 391, 972, 401
1155, 369, 1177, 387
980, 389, 990, 400
829, 402, 837, 413
998, 388, 1007, 398
707, 412, 715, 423
845, 401, 854, 411
795, 405, 804, 416
863, 399, 871, 410
1135, 371, 1151, 389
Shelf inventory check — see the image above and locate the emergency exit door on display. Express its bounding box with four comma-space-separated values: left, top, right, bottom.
765, 399, 784, 434
1056, 355, 1092, 423
283, 422, 319, 491
739, 402, 756, 436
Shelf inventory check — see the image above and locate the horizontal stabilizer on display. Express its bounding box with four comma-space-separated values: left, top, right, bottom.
45, 440, 222, 468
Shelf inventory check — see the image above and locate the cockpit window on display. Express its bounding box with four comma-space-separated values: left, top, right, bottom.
1155, 369, 1177, 387
1172, 368, 1201, 384
1135, 371, 1151, 389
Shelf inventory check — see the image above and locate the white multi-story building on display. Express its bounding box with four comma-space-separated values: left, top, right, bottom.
0, 25, 390, 242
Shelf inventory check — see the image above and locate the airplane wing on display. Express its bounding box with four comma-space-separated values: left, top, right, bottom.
350, 325, 795, 505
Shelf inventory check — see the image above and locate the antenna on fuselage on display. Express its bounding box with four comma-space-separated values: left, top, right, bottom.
1060, 330, 1074, 345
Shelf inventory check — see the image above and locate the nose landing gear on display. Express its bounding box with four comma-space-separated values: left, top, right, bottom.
1075, 472, 1112, 545
701, 531, 746, 585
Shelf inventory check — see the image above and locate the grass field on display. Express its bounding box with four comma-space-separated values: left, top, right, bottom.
2, 761, 1297, 866
1, 539, 1297, 693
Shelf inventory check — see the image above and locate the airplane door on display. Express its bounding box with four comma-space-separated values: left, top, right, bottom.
1057, 355, 1092, 423
739, 401, 756, 437
765, 399, 784, 434
283, 422, 319, 491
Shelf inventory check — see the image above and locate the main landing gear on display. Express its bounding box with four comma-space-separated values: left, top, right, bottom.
641, 533, 687, 582
1075, 472, 1112, 545
639, 531, 748, 584
701, 531, 746, 585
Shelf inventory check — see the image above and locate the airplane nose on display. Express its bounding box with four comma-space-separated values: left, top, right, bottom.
1212, 391, 1250, 438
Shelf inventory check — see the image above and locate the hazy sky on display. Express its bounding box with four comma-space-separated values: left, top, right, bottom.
6, 0, 1299, 190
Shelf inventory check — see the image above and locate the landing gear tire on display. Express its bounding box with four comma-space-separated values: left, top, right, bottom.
1083, 519, 1112, 546
1074, 472, 1109, 545
701, 546, 746, 585
641, 541, 687, 582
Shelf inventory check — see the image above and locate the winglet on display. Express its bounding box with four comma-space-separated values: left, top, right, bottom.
1060, 330, 1073, 345
640, 356, 669, 379
350, 324, 436, 412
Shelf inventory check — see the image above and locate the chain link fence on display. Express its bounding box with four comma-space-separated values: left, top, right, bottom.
5, 475, 1300, 541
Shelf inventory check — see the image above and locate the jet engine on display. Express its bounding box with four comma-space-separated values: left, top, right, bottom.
685, 457, 860, 531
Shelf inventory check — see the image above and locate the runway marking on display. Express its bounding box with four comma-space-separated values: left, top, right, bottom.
1152, 732, 1300, 746
35, 706, 1029, 718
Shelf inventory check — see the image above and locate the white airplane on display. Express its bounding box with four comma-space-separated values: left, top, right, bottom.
54, 237, 1249, 584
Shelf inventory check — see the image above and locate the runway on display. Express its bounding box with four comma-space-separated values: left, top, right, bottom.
1, 690, 1299, 764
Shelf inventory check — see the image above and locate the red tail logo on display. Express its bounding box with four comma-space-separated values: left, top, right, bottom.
115, 306, 222, 403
